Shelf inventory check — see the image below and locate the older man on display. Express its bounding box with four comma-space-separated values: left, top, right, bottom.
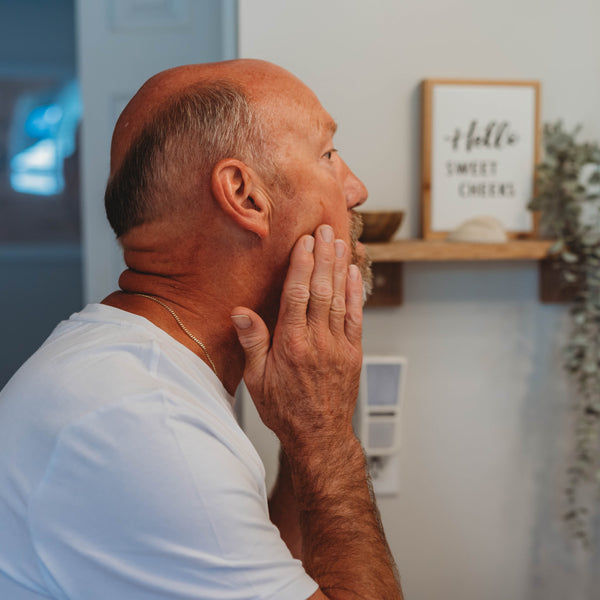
0, 60, 402, 600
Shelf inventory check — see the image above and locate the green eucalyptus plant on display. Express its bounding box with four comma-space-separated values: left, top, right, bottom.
528, 121, 600, 546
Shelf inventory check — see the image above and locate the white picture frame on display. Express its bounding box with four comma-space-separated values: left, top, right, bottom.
421, 79, 541, 240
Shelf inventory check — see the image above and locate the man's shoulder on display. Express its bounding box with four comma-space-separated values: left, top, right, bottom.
5, 304, 158, 399
0, 302, 233, 438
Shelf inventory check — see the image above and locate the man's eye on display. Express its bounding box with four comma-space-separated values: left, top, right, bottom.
323, 149, 337, 160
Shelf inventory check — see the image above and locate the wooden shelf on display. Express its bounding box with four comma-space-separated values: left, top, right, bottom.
363, 239, 557, 307
365, 239, 553, 263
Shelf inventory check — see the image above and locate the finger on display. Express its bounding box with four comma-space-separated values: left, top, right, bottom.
329, 239, 348, 335
230, 308, 271, 396
278, 234, 315, 328
307, 225, 335, 327
344, 264, 363, 345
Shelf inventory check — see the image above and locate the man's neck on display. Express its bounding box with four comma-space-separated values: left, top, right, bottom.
102, 281, 246, 395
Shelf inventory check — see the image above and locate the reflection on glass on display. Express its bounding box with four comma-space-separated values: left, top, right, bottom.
9, 79, 82, 196
0, 76, 81, 244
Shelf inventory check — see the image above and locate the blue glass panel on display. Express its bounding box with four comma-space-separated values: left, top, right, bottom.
9, 79, 81, 197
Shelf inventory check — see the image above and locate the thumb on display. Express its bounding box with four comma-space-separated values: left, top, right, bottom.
230, 308, 270, 393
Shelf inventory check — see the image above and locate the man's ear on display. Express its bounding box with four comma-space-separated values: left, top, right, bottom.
211, 159, 271, 238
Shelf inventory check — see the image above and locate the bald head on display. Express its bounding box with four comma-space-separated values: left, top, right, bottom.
105, 59, 297, 238
109, 60, 295, 174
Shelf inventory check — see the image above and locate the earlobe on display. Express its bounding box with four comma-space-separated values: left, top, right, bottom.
211, 159, 270, 238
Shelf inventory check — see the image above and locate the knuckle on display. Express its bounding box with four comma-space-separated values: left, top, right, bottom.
284, 282, 311, 304
331, 294, 346, 314
311, 278, 333, 299
345, 311, 363, 328
314, 252, 334, 269
320, 251, 334, 263
310, 290, 332, 304
310, 289, 333, 303
239, 332, 266, 351
283, 336, 306, 358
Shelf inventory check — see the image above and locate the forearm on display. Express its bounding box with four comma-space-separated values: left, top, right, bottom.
284, 431, 402, 600
268, 449, 303, 560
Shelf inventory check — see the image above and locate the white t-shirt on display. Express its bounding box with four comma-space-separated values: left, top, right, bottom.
0, 304, 318, 600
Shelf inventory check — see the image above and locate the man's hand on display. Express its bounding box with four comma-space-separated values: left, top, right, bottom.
231, 224, 403, 600
231, 224, 364, 453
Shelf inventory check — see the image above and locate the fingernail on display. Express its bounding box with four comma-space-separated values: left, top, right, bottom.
304, 236, 315, 252
349, 264, 360, 281
335, 239, 346, 258
231, 314, 252, 329
320, 226, 333, 243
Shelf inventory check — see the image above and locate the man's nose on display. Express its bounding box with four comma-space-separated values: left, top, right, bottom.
343, 161, 368, 209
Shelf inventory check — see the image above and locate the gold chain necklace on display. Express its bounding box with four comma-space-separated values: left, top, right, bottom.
131, 293, 218, 377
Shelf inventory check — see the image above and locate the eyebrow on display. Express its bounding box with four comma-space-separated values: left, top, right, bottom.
315, 116, 337, 142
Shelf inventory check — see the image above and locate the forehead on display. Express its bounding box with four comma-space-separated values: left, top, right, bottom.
257, 78, 338, 145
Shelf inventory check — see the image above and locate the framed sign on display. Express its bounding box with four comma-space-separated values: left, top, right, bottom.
421, 79, 541, 240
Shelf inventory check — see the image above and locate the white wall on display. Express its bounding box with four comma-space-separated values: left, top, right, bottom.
238, 2, 600, 599
76, 0, 237, 302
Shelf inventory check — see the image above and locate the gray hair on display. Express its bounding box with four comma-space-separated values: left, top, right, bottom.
105, 79, 273, 237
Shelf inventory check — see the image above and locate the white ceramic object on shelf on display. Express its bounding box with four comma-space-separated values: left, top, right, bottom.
446, 216, 508, 243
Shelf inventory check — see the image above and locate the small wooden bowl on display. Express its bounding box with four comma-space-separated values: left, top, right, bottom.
358, 210, 404, 243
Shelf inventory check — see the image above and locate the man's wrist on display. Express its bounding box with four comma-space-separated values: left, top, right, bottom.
280, 427, 363, 471
282, 433, 368, 508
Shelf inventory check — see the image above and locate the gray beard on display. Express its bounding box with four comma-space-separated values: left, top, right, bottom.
350, 212, 373, 303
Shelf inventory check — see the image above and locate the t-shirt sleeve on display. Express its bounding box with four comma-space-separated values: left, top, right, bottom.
28, 393, 318, 600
